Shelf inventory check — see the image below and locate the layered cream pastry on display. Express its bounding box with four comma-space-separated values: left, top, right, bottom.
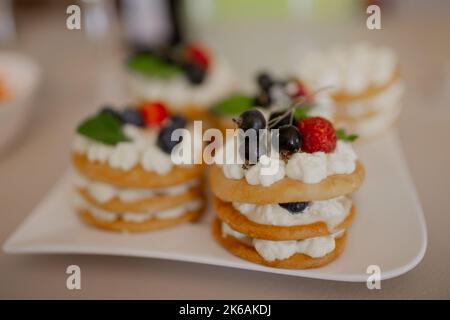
296, 42, 404, 138
210, 71, 335, 133
72, 104, 204, 232
126, 43, 235, 126
210, 107, 364, 269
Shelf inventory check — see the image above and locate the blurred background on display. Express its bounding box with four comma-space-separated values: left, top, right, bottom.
1, 0, 449, 180
0, 0, 449, 298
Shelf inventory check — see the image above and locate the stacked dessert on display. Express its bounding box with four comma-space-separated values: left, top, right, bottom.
72, 103, 204, 232
126, 43, 235, 125
296, 42, 404, 138
210, 71, 335, 132
210, 107, 364, 269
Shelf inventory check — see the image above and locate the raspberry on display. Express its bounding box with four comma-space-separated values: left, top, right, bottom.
140, 101, 168, 128
298, 117, 336, 153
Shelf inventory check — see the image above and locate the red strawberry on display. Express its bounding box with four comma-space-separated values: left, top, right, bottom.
298, 117, 336, 153
140, 101, 168, 128
185, 44, 210, 69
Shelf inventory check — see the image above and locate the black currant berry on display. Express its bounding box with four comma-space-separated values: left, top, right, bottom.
279, 202, 310, 214
235, 109, 266, 132
274, 125, 302, 155
238, 133, 267, 164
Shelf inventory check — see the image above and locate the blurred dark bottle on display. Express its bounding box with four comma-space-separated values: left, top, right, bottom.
121, 0, 183, 51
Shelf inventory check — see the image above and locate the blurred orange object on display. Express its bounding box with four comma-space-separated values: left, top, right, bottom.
0, 76, 8, 102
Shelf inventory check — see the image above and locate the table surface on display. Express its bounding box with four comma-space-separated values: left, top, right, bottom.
1, 3, 449, 299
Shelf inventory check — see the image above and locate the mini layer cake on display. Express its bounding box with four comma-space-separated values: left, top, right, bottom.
210, 108, 364, 269
210, 72, 335, 133
72, 104, 204, 232
296, 42, 404, 138
126, 43, 235, 126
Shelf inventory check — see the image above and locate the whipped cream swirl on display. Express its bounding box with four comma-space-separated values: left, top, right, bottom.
73, 124, 200, 175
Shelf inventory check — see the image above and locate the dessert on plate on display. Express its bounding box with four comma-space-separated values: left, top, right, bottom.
296, 42, 404, 138
210, 107, 364, 269
126, 43, 235, 125
72, 103, 204, 232
210, 72, 335, 132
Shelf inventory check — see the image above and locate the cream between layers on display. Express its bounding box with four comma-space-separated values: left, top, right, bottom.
221, 140, 357, 186
72, 170, 200, 203
74, 193, 203, 223
233, 196, 352, 230
73, 124, 201, 174
342, 81, 404, 118
222, 222, 344, 261
127, 59, 235, 109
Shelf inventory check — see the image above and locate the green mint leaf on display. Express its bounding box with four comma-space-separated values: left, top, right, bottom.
127, 53, 182, 79
211, 95, 255, 116
293, 105, 312, 121
336, 128, 359, 142
77, 113, 130, 145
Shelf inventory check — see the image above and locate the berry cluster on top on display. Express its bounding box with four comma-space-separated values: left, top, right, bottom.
234, 107, 357, 163
211, 72, 312, 117
127, 43, 211, 85
76, 102, 187, 155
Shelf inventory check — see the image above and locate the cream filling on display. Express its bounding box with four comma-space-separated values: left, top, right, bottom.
340, 81, 404, 118
233, 196, 351, 231
221, 222, 344, 261
127, 59, 235, 109
339, 103, 402, 138
74, 193, 203, 223
72, 170, 199, 203
221, 140, 357, 186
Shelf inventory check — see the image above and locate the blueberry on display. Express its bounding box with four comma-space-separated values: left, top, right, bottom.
156, 115, 187, 154
273, 125, 302, 155
279, 202, 309, 214
184, 63, 206, 85
256, 72, 274, 92
120, 108, 145, 127
268, 110, 293, 129
100, 106, 121, 121
235, 109, 266, 132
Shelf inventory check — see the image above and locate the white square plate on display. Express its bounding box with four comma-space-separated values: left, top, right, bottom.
3, 130, 427, 282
